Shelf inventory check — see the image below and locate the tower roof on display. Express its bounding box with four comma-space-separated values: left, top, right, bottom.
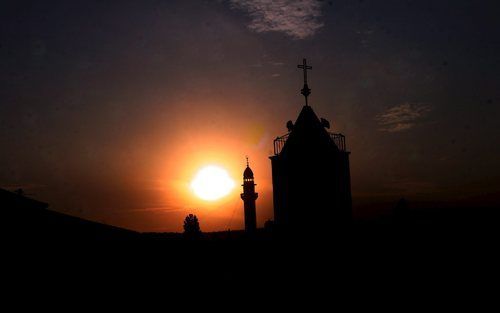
279, 105, 339, 157
244, 156, 254, 178
294, 104, 322, 130
243, 165, 254, 179
271, 59, 347, 157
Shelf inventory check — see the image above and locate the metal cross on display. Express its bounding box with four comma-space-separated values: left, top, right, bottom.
297, 58, 312, 106
298, 58, 312, 85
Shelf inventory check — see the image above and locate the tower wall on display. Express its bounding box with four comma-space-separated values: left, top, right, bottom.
270, 106, 352, 236
242, 194, 257, 232
272, 152, 351, 234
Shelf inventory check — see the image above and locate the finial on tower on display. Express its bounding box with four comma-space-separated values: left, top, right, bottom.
243, 156, 254, 179
297, 58, 312, 106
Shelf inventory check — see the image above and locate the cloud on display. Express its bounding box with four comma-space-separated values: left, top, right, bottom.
376, 103, 432, 132
1, 183, 46, 192
127, 206, 187, 213
229, 0, 324, 39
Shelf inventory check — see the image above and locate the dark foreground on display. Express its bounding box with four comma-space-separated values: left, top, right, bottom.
5, 221, 500, 307
3, 188, 499, 306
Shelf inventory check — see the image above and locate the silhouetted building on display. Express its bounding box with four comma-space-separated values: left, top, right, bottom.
0, 187, 49, 211
270, 59, 352, 235
1, 188, 137, 240
241, 158, 258, 233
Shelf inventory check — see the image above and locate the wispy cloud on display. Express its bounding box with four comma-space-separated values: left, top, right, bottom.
229, 0, 324, 39
127, 205, 187, 213
1, 183, 46, 192
376, 103, 432, 132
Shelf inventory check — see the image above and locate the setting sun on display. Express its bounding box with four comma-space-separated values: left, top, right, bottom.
190, 165, 236, 201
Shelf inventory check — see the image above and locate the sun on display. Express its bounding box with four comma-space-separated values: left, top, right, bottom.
190, 165, 235, 201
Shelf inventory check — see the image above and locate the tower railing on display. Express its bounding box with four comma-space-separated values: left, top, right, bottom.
330, 133, 346, 152
273, 133, 289, 155
273, 132, 347, 155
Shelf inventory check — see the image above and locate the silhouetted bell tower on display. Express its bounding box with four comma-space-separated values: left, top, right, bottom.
270, 58, 352, 236
241, 157, 258, 233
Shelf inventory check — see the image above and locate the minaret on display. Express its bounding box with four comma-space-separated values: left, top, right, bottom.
241, 157, 258, 233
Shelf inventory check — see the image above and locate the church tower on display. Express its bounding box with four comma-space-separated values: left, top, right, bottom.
241, 158, 258, 233
270, 59, 352, 236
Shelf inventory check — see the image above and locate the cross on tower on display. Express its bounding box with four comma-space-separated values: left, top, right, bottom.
297, 58, 312, 106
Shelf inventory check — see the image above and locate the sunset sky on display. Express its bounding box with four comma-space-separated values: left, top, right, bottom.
1, 0, 499, 232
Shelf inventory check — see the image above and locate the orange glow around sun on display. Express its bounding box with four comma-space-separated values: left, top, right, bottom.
144, 99, 275, 232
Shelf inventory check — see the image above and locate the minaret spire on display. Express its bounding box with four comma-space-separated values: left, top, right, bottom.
297, 58, 312, 106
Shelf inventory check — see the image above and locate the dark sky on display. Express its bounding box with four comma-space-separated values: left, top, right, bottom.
1, 0, 499, 231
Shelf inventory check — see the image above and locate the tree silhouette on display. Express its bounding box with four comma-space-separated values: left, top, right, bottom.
183, 214, 202, 239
